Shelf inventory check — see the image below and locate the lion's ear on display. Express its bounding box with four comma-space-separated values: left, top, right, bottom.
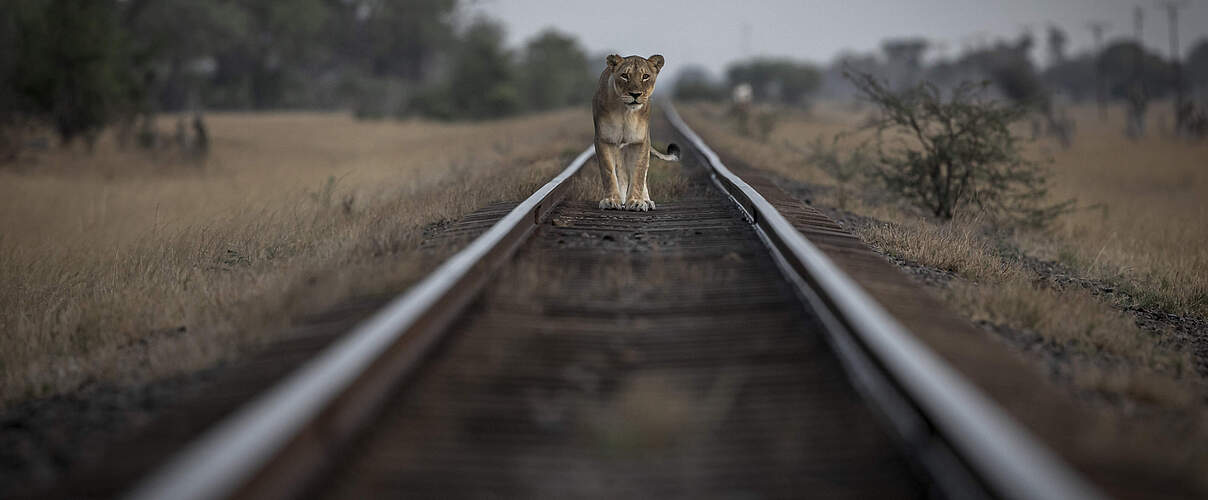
648, 54, 665, 71
606, 54, 623, 69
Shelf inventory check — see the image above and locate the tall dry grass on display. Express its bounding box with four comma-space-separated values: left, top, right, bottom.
0, 110, 593, 408
687, 102, 1208, 315
1034, 105, 1208, 316
681, 101, 1206, 406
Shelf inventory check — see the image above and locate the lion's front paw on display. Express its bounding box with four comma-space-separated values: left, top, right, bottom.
626, 199, 656, 212
599, 197, 623, 210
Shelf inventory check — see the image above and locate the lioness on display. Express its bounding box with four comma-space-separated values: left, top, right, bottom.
593, 54, 680, 211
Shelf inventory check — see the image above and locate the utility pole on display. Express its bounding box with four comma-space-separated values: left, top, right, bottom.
1127, 6, 1149, 138
1087, 21, 1111, 119
1047, 24, 1068, 68
1135, 6, 1145, 40
1157, 0, 1189, 133
740, 23, 751, 59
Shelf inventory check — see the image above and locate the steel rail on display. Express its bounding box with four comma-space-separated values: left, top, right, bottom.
664, 103, 1103, 500
125, 146, 596, 500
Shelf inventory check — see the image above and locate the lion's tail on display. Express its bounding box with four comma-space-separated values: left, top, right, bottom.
651, 143, 680, 162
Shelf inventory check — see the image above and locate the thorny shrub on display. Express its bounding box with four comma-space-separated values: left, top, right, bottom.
847, 70, 1072, 226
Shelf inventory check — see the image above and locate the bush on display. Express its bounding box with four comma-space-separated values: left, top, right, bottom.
791, 134, 875, 210
520, 29, 593, 111
444, 19, 521, 119
4, 0, 135, 147
847, 71, 1071, 226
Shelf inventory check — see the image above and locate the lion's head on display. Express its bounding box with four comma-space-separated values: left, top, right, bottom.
606, 54, 665, 108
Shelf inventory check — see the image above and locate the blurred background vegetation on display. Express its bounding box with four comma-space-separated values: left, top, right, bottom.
2, 0, 1206, 158
0, 0, 597, 155
674, 28, 1208, 144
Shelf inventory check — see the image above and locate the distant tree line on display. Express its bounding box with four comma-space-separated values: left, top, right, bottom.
673, 58, 822, 106
409, 22, 594, 120
674, 28, 1208, 138
0, 0, 597, 155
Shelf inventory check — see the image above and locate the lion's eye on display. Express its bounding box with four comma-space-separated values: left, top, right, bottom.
619, 74, 628, 80
642, 74, 650, 80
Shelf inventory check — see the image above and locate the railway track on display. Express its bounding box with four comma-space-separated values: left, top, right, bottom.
120, 105, 1103, 500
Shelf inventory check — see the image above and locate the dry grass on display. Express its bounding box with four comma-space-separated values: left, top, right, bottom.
1034, 105, 1208, 317
855, 215, 1196, 403
561, 132, 708, 204
949, 280, 1193, 380
857, 220, 1016, 283
688, 101, 1208, 316
0, 110, 593, 409
681, 101, 1206, 407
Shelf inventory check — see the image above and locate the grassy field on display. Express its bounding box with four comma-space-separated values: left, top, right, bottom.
0, 110, 595, 409
682, 101, 1208, 408
2, 99, 1200, 418
1038, 107, 1208, 317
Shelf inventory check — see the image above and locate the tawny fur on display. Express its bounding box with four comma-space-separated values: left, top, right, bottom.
592, 54, 678, 211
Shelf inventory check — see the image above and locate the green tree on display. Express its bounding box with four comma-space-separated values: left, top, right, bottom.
847, 71, 1070, 225
946, 34, 1045, 105
3, 0, 134, 146
520, 29, 593, 111
215, 0, 329, 109
425, 18, 520, 119
1190, 39, 1208, 85
1097, 40, 1175, 100
1, 0, 478, 152
373, 0, 456, 79
1043, 54, 1096, 101
123, 0, 247, 111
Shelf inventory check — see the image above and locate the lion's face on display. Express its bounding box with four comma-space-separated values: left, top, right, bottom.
607, 54, 665, 108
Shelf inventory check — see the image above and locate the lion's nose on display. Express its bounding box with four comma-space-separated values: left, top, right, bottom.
629, 92, 642, 99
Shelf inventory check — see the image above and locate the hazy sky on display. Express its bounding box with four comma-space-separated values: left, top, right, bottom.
469, 0, 1208, 77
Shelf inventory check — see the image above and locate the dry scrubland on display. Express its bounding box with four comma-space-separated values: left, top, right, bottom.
682, 102, 1208, 409
0, 110, 595, 409
2, 97, 1199, 418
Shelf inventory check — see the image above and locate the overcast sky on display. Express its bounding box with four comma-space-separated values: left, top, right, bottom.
469, 0, 1208, 77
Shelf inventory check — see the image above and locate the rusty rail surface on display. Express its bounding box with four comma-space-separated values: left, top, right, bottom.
124, 106, 1104, 500
664, 103, 1102, 500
